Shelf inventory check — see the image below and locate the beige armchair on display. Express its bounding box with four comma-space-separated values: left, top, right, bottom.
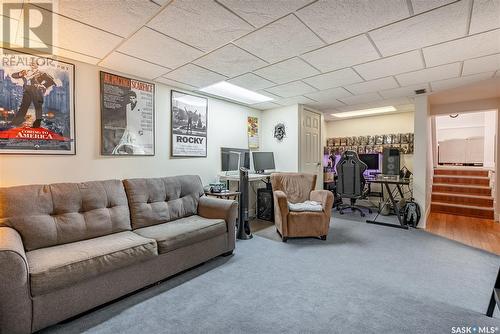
271, 173, 334, 242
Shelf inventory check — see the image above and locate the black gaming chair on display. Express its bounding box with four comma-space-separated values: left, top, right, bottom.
335, 150, 373, 217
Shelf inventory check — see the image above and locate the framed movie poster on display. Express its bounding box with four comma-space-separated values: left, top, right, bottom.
100, 71, 154, 156
171, 90, 207, 157
247, 116, 259, 149
0, 52, 75, 154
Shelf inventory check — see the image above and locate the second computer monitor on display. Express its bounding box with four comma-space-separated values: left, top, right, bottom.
359, 153, 380, 170
253, 152, 275, 173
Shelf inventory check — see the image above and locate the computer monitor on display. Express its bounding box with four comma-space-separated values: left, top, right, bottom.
221, 148, 250, 171
253, 152, 275, 173
359, 153, 380, 170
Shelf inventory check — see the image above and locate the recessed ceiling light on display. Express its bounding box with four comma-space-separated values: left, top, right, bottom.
331, 106, 396, 118
199, 81, 273, 105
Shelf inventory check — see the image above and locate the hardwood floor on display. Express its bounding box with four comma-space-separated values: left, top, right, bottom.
426, 212, 500, 255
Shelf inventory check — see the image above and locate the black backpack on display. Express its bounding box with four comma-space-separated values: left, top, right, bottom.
403, 201, 421, 228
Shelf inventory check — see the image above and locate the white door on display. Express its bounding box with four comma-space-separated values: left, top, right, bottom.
300, 108, 322, 188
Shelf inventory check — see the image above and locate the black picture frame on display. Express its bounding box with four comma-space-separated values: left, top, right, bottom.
0, 51, 76, 155
100, 71, 155, 156
170, 90, 208, 158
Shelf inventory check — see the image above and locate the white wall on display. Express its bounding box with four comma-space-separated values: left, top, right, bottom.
0, 60, 261, 187
260, 105, 299, 172
325, 112, 415, 171
484, 110, 496, 168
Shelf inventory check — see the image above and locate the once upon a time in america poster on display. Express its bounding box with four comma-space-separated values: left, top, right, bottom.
100, 71, 155, 156
171, 90, 207, 157
0, 52, 75, 154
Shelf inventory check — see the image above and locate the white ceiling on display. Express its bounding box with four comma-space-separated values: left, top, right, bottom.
2, 0, 499, 120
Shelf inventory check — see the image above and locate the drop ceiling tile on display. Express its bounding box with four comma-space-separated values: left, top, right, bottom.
194, 44, 267, 77
470, 0, 500, 34
100, 52, 170, 80
47, 0, 160, 37
463, 53, 500, 75
52, 46, 101, 65
147, 0, 252, 51
423, 29, 500, 67
19, 4, 122, 59
274, 95, 318, 106
396, 62, 461, 86
118, 27, 203, 69
234, 14, 324, 63
344, 77, 399, 95
302, 68, 363, 90
369, 0, 470, 56
256, 90, 282, 100
264, 81, 316, 98
228, 73, 275, 90
218, 0, 314, 27
335, 98, 412, 112
155, 77, 197, 91
430, 72, 494, 91
338, 93, 383, 105
252, 101, 282, 110
304, 87, 352, 102
254, 57, 319, 84
306, 100, 345, 110
296, 0, 408, 44
379, 83, 430, 99
411, 0, 455, 14
163, 64, 227, 88
354, 50, 424, 80
301, 35, 380, 72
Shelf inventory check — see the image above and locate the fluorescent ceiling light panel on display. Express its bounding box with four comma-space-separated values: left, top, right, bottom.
331, 106, 396, 118
199, 81, 273, 104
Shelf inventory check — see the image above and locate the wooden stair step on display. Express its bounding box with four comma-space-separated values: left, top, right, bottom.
431, 202, 495, 219
433, 176, 490, 186
434, 169, 489, 177
432, 184, 491, 196
431, 193, 494, 207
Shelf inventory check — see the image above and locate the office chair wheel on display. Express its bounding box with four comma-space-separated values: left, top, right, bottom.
368, 209, 373, 214
339, 210, 344, 215
360, 212, 365, 217
320, 235, 327, 241
282, 237, 288, 243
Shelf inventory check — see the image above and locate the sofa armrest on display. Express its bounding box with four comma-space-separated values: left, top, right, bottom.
273, 190, 289, 236
0, 226, 32, 334
310, 190, 334, 216
198, 196, 237, 250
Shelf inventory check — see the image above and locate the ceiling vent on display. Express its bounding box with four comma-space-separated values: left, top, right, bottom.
414, 88, 427, 95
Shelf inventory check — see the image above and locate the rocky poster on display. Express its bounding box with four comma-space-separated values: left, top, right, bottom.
171, 90, 207, 157
100, 71, 154, 155
0, 52, 75, 154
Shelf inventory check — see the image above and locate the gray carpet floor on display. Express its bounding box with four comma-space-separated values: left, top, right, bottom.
42, 217, 500, 334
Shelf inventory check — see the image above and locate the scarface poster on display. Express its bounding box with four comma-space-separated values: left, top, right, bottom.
171, 90, 207, 157
100, 71, 155, 156
0, 52, 75, 154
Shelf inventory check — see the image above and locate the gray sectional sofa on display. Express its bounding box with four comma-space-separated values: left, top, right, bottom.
0, 175, 237, 334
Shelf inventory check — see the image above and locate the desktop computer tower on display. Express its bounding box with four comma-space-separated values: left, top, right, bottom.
257, 188, 274, 221
382, 148, 400, 175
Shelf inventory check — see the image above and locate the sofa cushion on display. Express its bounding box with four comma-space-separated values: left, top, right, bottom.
134, 215, 226, 254
0, 180, 131, 251
27, 231, 157, 296
123, 176, 204, 229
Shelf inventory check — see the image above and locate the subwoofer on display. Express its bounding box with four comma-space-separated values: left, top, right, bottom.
257, 188, 274, 221
383, 148, 400, 175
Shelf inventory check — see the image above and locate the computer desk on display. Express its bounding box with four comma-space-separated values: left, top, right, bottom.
365, 176, 411, 229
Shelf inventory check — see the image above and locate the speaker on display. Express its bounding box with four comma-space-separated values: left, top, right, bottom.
382, 148, 400, 175
257, 188, 274, 221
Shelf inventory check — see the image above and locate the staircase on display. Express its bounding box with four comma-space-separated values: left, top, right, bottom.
431, 168, 495, 219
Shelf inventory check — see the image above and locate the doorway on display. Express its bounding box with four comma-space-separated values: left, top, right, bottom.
299, 107, 322, 188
